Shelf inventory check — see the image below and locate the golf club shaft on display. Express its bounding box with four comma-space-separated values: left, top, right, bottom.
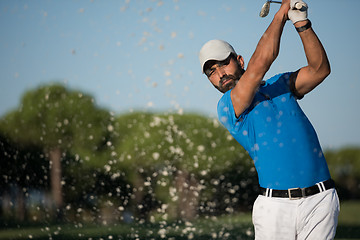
270, 1, 304, 9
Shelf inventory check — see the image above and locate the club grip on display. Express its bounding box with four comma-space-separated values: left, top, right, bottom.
294, 2, 304, 10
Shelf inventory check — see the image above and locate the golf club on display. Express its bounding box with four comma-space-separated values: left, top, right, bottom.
259, 1, 304, 18
259, 1, 281, 18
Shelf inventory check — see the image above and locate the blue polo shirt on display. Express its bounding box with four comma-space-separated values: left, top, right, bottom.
217, 72, 331, 190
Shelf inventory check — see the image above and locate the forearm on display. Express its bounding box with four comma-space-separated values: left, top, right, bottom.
296, 20, 330, 77
291, 20, 330, 97
248, 6, 288, 73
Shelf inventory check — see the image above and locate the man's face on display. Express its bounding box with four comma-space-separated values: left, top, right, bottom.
204, 55, 244, 93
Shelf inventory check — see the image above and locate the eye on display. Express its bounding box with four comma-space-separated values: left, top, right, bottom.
205, 68, 215, 77
220, 56, 232, 67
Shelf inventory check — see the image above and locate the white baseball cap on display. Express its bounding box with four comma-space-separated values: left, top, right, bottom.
199, 39, 237, 73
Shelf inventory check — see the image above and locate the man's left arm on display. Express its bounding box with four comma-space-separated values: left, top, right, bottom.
288, 2, 330, 98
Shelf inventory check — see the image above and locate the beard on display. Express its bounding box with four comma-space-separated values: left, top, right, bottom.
215, 65, 245, 93
217, 76, 238, 93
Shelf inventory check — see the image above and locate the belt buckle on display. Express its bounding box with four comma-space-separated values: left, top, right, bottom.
288, 187, 302, 200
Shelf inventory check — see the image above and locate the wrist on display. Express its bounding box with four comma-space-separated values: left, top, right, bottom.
275, 7, 289, 23
294, 20, 311, 32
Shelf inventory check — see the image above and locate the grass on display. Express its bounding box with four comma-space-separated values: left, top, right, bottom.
0, 220, 253, 240
335, 200, 360, 240
338, 200, 360, 225
0, 201, 359, 240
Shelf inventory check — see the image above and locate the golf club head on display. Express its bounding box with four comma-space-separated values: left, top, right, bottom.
259, 2, 270, 18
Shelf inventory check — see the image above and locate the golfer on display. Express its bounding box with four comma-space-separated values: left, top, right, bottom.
199, 0, 339, 239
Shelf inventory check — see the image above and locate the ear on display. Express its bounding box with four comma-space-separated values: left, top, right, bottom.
237, 55, 245, 69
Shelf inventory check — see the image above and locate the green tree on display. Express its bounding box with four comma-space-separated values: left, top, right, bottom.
108, 112, 254, 221
325, 147, 360, 199
0, 132, 46, 222
0, 84, 112, 219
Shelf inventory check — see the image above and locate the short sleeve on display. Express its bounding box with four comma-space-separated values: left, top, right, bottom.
217, 90, 245, 132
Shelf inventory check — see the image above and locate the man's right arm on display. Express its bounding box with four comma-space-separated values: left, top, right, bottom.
231, 0, 290, 118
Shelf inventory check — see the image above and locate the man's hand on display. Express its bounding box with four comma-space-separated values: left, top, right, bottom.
278, 0, 291, 20
288, 0, 308, 24
281, 0, 291, 7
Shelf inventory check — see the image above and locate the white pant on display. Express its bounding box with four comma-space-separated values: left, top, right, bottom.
252, 188, 340, 240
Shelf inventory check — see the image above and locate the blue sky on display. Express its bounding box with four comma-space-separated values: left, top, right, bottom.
1, 0, 359, 150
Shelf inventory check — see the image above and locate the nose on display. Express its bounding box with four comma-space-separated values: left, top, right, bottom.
215, 66, 226, 79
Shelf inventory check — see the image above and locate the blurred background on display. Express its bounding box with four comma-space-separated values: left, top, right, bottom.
1, 0, 359, 239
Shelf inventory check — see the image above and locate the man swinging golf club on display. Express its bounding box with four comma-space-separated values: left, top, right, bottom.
199, 0, 339, 239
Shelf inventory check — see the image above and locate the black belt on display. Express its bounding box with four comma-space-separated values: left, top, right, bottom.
260, 179, 335, 200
